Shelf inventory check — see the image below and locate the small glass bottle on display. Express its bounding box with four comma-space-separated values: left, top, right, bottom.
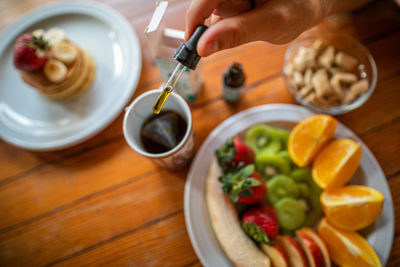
222, 62, 245, 103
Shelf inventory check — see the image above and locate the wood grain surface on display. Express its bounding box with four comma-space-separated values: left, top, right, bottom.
1, 0, 399, 266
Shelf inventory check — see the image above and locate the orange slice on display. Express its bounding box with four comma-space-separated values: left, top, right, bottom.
288, 114, 337, 167
321, 185, 384, 230
312, 138, 361, 190
318, 218, 382, 267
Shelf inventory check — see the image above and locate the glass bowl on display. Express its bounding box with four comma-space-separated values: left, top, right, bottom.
283, 31, 377, 115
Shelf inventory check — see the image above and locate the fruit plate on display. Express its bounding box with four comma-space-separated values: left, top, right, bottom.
184, 104, 394, 266
0, 2, 141, 150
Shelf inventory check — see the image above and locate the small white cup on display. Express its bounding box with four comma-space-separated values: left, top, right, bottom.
123, 89, 194, 169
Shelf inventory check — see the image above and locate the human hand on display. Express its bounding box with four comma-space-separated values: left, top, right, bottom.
185, 0, 336, 57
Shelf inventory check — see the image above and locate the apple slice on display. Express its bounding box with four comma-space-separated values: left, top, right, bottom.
276, 235, 308, 267
261, 241, 289, 267
297, 228, 330, 267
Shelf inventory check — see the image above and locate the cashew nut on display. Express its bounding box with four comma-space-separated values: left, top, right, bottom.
318, 46, 335, 68
304, 92, 330, 106
311, 39, 327, 54
304, 68, 313, 87
298, 86, 313, 98
293, 71, 305, 88
293, 47, 317, 72
343, 79, 369, 104
312, 69, 334, 97
335, 52, 358, 71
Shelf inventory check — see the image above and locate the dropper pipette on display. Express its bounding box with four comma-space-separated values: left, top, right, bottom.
152, 25, 208, 114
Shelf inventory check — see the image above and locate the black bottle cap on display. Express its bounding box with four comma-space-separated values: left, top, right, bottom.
224, 62, 245, 87
173, 25, 208, 70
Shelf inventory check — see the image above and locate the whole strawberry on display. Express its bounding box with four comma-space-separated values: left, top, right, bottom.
241, 204, 279, 244
216, 137, 255, 172
219, 164, 267, 204
14, 32, 49, 72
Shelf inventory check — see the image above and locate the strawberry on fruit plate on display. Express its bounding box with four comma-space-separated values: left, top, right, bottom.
241, 204, 279, 244
14, 30, 49, 72
216, 137, 255, 172
219, 164, 267, 204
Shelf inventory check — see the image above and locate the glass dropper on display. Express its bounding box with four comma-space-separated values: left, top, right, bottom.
152, 24, 208, 114
152, 63, 186, 114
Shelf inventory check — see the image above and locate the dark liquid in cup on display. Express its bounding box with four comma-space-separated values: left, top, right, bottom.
140, 110, 187, 154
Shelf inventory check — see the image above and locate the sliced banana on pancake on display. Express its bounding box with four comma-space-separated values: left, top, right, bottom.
44, 59, 67, 83
52, 41, 78, 64
45, 28, 66, 46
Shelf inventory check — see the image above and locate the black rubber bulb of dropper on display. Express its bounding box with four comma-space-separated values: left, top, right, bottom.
173, 24, 208, 70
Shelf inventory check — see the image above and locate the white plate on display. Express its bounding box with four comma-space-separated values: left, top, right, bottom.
184, 104, 394, 266
0, 2, 141, 150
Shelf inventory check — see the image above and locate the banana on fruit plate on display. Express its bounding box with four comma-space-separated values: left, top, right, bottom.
206, 158, 271, 267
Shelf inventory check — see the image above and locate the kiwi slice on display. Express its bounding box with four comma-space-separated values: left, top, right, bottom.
290, 168, 312, 183
289, 167, 323, 227
278, 150, 295, 169
245, 124, 289, 154
303, 183, 323, 226
245, 124, 274, 153
256, 153, 291, 180
273, 128, 290, 149
298, 182, 312, 199
260, 139, 281, 155
266, 175, 299, 205
275, 197, 306, 230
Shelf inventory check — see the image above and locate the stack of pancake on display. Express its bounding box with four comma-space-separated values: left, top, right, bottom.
20, 39, 96, 100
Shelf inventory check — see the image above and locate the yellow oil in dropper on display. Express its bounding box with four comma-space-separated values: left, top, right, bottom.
152, 86, 172, 114
152, 63, 186, 114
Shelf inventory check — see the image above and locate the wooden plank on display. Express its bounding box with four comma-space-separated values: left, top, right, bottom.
0, 168, 186, 266
320, 0, 400, 41
340, 73, 400, 133
0, 0, 183, 31
0, 145, 43, 182
0, 139, 160, 231
53, 212, 198, 267
362, 119, 400, 177
186, 261, 203, 267
387, 174, 400, 267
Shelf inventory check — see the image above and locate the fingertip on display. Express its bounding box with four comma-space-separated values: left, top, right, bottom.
196, 20, 242, 57
197, 36, 219, 57
185, 0, 222, 41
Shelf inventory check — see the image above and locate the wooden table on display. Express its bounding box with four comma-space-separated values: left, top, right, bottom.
1, 0, 399, 266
